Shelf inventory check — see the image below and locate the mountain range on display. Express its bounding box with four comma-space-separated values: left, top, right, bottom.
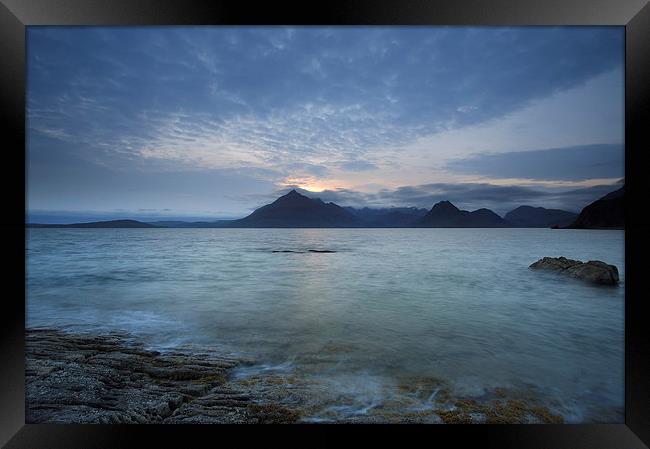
27, 187, 623, 229
505, 206, 577, 228
414, 200, 508, 227
344, 206, 428, 227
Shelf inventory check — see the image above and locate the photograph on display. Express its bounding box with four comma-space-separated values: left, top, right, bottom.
25, 25, 626, 425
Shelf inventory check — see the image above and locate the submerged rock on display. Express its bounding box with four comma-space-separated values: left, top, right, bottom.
529, 256, 619, 285
270, 249, 336, 253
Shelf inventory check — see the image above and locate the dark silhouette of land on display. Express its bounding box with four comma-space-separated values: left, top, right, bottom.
562, 186, 624, 229
232, 189, 359, 228
27, 187, 624, 229
415, 200, 508, 228
345, 206, 428, 227
505, 206, 577, 228
28, 219, 161, 228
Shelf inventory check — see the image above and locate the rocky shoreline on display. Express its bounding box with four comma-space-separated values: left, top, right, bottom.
26, 328, 571, 424
26, 328, 300, 424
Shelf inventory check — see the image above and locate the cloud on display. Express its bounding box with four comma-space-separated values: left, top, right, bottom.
28, 27, 623, 169
251, 181, 622, 216
395, 68, 624, 166
285, 162, 329, 176
26, 27, 624, 216
130, 104, 403, 176
445, 144, 624, 181
337, 160, 378, 172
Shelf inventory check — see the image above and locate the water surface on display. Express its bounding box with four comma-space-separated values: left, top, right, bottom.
26, 228, 624, 422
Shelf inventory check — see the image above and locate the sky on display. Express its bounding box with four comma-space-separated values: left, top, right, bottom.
26, 26, 624, 222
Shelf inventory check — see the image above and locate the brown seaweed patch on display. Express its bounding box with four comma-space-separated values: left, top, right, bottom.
493, 387, 507, 398
530, 405, 564, 424
249, 403, 302, 424
434, 397, 564, 424
192, 373, 228, 385
437, 409, 475, 424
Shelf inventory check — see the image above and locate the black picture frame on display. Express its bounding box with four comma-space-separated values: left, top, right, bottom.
2, 0, 649, 447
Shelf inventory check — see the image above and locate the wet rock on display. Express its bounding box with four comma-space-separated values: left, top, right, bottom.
529, 257, 619, 285
26, 329, 573, 424
432, 396, 564, 424
25, 328, 300, 424
529, 256, 582, 271
249, 403, 301, 423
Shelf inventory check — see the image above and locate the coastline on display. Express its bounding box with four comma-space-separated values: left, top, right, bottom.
26, 328, 570, 424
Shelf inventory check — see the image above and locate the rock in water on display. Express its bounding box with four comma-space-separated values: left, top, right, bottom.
529, 257, 619, 285
529, 256, 582, 271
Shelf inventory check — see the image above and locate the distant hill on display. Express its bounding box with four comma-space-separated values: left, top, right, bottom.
504, 206, 578, 228
147, 220, 233, 228
29, 189, 624, 229
415, 201, 507, 227
564, 186, 624, 229
231, 189, 361, 227
28, 219, 160, 228
345, 206, 428, 227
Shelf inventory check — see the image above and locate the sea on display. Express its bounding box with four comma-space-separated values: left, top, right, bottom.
26, 228, 625, 423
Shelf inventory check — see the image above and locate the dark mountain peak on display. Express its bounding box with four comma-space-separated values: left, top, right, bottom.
416, 201, 507, 227
504, 205, 577, 228
431, 200, 460, 213
236, 189, 360, 227
565, 185, 624, 229
271, 189, 313, 206
600, 185, 624, 201
279, 189, 308, 200
471, 208, 500, 217
468, 208, 507, 226
110, 219, 142, 224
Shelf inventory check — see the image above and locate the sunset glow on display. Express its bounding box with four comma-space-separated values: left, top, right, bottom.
280, 177, 345, 193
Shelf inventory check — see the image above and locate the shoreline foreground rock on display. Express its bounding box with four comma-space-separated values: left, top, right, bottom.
529, 257, 619, 285
26, 328, 570, 424
26, 328, 300, 424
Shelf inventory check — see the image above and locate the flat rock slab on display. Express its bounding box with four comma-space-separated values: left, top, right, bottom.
25, 328, 300, 424
529, 256, 619, 285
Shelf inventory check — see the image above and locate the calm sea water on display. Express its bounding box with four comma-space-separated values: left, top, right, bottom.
26, 228, 624, 422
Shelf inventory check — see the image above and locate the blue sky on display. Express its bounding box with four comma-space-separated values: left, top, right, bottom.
27, 26, 624, 222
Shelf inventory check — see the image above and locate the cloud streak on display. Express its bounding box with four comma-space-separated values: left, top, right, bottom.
445, 144, 624, 181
